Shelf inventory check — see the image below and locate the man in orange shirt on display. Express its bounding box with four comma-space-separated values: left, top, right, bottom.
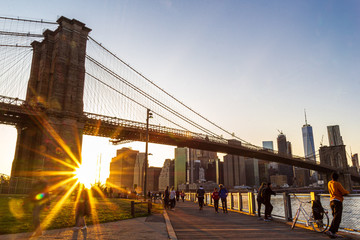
325, 172, 350, 238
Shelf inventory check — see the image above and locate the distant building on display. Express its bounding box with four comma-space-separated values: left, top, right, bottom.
352, 154, 359, 172
327, 125, 344, 146
277, 133, 294, 186
147, 167, 162, 192
133, 152, 146, 191
270, 175, 287, 187
106, 148, 138, 191
158, 159, 174, 191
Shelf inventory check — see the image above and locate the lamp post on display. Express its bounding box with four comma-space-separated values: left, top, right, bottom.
143, 109, 152, 199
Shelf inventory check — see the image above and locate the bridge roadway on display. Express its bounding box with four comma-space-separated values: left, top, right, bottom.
167, 201, 332, 240
1, 95, 360, 182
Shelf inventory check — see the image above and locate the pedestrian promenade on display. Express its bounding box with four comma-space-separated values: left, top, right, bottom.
166, 201, 358, 240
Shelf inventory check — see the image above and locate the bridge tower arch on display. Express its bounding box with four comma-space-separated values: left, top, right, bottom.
11, 17, 91, 180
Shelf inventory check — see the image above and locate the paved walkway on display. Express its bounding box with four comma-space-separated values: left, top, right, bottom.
166, 201, 358, 240
0, 214, 168, 240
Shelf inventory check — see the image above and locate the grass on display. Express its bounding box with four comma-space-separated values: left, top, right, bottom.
0, 194, 163, 235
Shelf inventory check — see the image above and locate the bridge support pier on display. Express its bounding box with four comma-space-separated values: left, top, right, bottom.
10, 17, 91, 191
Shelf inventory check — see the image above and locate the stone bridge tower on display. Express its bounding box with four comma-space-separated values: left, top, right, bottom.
11, 17, 91, 180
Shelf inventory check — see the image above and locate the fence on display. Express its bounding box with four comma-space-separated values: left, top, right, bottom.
0, 177, 36, 194
185, 192, 360, 234
130, 200, 152, 217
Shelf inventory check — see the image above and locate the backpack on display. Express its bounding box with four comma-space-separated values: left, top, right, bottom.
312, 199, 324, 220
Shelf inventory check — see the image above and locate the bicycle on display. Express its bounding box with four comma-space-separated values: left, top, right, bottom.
291, 194, 329, 233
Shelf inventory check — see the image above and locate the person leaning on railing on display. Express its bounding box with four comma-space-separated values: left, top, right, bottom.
325, 172, 350, 239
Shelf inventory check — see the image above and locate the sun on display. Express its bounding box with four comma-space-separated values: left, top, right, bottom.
74, 165, 94, 189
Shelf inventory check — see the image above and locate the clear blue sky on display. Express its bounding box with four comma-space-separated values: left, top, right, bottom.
0, 0, 359, 178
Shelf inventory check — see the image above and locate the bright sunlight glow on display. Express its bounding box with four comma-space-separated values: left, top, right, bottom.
74, 165, 95, 189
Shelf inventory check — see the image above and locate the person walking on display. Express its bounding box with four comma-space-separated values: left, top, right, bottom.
212, 187, 220, 213
181, 191, 185, 202
219, 184, 228, 213
72, 186, 90, 240
164, 186, 170, 209
256, 182, 267, 220
176, 190, 180, 202
196, 185, 205, 210
169, 187, 176, 210
325, 172, 350, 238
263, 182, 276, 221
29, 178, 50, 237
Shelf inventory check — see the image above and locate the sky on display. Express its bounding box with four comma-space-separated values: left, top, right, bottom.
0, 0, 359, 183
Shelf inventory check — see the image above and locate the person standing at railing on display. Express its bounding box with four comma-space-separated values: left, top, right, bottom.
263, 182, 276, 222
219, 184, 228, 213
325, 172, 350, 239
196, 185, 206, 210
256, 182, 267, 220
212, 187, 220, 213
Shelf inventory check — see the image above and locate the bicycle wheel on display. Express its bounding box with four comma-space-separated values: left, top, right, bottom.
291, 209, 300, 230
310, 211, 329, 233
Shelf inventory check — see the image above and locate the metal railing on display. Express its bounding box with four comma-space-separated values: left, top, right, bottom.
185, 191, 360, 234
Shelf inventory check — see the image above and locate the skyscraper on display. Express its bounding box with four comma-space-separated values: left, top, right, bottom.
301, 113, 316, 183
277, 132, 294, 185
302, 117, 316, 161
327, 125, 344, 146
133, 152, 146, 190
158, 159, 174, 191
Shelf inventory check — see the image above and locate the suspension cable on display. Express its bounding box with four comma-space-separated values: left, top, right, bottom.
0, 16, 57, 25
87, 36, 249, 143
86, 55, 220, 138
85, 72, 192, 133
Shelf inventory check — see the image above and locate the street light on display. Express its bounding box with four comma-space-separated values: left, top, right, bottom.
143, 109, 153, 199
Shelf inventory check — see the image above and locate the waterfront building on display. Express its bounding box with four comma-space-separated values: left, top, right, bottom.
327, 125, 344, 146
107, 148, 138, 192
174, 148, 187, 188
158, 159, 174, 191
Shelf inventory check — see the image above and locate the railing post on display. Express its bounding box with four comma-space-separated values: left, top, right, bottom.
310, 191, 319, 201
248, 191, 255, 214
131, 201, 135, 217
231, 193, 234, 209
238, 192, 242, 211
283, 192, 292, 221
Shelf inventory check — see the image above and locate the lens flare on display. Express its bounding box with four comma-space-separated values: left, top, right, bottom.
74, 166, 93, 189
35, 193, 45, 200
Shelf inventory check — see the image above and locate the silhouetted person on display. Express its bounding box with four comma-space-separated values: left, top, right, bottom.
325, 172, 349, 238
176, 190, 180, 202
219, 184, 228, 213
29, 178, 49, 237
181, 191, 185, 202
212, 187, 220, 213
196, 185, 205, 210
257, 182, 267, 220
164, 186, 170, 209
109, 187, 113, 198
72, 186, 90, 240
263, 182, 276, 221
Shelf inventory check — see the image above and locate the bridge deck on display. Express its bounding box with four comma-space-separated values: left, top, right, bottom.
166, 201, 332, 239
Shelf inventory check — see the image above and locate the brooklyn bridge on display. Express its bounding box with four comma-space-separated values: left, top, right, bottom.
0, 16, 358, 190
